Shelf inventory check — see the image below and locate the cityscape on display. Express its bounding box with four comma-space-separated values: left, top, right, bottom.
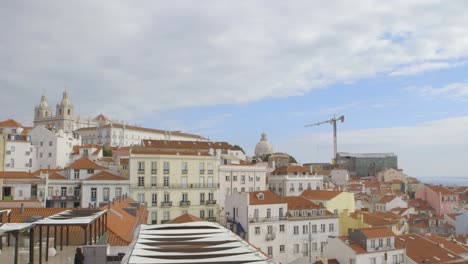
1, 2, 468, 264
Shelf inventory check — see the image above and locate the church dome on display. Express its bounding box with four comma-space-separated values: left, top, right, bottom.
59, 89, 73, 107
254, 132, 273, 157
37, 95, 51, 110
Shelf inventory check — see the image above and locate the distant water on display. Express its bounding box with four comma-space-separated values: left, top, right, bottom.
416, 176, 468, 186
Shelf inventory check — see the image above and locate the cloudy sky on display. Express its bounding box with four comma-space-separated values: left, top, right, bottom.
1, 1, 468, 178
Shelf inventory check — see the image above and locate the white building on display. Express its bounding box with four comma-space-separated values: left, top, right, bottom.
28, 125, 81, 169
43, 157, 129, 208
283, 196, 339, 263
455, 210, 468, 235
2, 134, 38, 172
219, 160, 269, 223
0, 171, 44, 201
269, 166, 323, 197
375, 195, 408, 212
76, 123, 207, 147
323, 227, 405, 264
225, 190, 288, 264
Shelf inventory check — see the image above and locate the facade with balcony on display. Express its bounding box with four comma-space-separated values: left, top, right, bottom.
284, 196, 339, 263
130, 147, 220, 225
225, 190, 288, 264
268, 165, 323, 197
324, 227, 406, 264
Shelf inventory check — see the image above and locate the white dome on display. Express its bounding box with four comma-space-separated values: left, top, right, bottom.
254, 132, 273, 157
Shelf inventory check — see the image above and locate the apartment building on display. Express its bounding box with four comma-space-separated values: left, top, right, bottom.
269, 166, 323, 197
323, 227, 406, 264
129, 147, 220, 224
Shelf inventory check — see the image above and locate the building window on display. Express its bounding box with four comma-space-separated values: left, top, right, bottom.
312, 224, 317, 233
207, 163, 213, 174
371, 239, 376, 248
137, 193, 145, 202
151, 211, 157, 224
40, 141, 43, 146
163, 176, 169, 187
61, 187, 67, 197
200, 210, 205, 219
87, 169, 94, 174
293, 244, 299, 254
280, 245, 285, 253
152, 193, 157, 206
267, 246, 273, 257
49, 141, 53, 146
321, 242, 326, 252
312, 242, 317, 251
115, 187, 122, 198
370, 257, 376, 264
103, 188, 109, 201
207, 176, 213, 188
74, 169, 80, 179
138, 161, 145, 174
255, 226, 260, 235
91, 188, 97, 202
320, 224, 326, 233
233, 175, 237, 181
48, 153, 52, 157
181, 162, 188, 174
151, 161, 157, 174
138, 176, 145, 187
163, 193, 170, 203
379, 238, 383, 247
151, 176, 157, 187
386, 237, 391, 247
329, 223, 334, 232
267, 225, 273, 234
392, 255, 397, 264
302, 243, 308, 257
280, 224, 285, 232
200, 193, 205, 204
40, 153, 43, 158
225, 175, 230, 181
241, 175, 245, 184
303, 225, 308, 234
267, 208, 271, 219
182, 193, 188, 202
163, 211, 170, 221
199, 162, 205, 174
294, 226, 299, 235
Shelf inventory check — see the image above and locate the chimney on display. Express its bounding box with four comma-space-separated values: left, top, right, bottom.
20, 203, 25, 214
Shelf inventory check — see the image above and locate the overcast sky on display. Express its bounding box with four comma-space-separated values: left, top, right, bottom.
1, 1, 468, 178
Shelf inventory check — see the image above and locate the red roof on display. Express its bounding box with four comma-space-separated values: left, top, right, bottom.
301, 190, 342, 201
86, 171, 126, 181
249, 190, 284, 205
359, 226, 395, 238
0, 119, 23, 128
167, 214, 203, 224
67, 157, 106, 170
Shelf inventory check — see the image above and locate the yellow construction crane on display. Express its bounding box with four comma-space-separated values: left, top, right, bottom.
305, 115, 345, 164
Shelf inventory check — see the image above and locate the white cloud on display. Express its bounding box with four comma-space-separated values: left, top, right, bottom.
389, 61, 468, 76
277, 115, 468, 177
2, 1, 468, 123
406, 83, 468, 101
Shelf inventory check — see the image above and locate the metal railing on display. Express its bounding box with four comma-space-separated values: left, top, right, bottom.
265, 233, 276, 241
180, 201, 191, 206
161, 201, 173, 207
249, 216, 287, 223
206, 217, 217, 222
131, 183, 220, 189
205, 200, 216, 205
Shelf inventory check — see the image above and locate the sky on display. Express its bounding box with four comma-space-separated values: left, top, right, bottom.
1, 1, 468, 178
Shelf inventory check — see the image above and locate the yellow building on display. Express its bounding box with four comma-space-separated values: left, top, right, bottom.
130, 147, 219, 224
339, 210, 400, 235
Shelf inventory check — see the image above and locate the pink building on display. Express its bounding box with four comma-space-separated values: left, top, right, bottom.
415, 185, 461, 215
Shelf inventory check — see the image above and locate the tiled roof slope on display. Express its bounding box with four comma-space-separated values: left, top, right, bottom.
86, 170, 127, 181
272, 165, 311, 175
167, 213, 203, 224
0, 119, 23, 127
249, 190, 284, 205
301, 190, 342, 201
359, 226, 394, 238
67, 157, 106, 170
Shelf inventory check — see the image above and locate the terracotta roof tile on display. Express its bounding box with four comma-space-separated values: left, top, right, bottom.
249, 190, 284, 205
428, 185, 458, 196
86, 171, 126, 181
377, 195, 397, 204
0, 119, 23, 128
396, 234, 465, 263
67, 157, 106, 170
131, 147, 212, 156
301, 190, 342, 201
0, 171, 42, 180
48, 172, 67, 180
167, 213, 203, 224
283, 196, 322, 210
272, 166, 311, 175
359, 226, 395, 238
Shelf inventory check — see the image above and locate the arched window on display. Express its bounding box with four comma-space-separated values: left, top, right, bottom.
59, 109, 62, 115
68, 109, 71, 115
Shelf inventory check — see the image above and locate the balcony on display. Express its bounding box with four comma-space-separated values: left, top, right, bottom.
249, 216, 287, 223
265, 233, 276, 241
49, 196, 80, 201
180, 200, 191, 207
161, 219, 170, 224
138, 170, 145, 174
161, 201, 173, 207
207, 170, 213, 174
163, 169, 169, 174
200, 170, 205, 174
151, 170, 157, 174
205, 200, 216, 205
182, 170, 188, 174
206, 217, 217, 222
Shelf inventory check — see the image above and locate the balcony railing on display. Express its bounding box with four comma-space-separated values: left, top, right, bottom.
249, 216, 287, 223
200, 170, 205, 174
163, 169, 169, 174
265, 233, 276, 241
205, 200, 216, 205
180, 201, 191, 207
182, 170, 188, 174
161, 201, 173, 207
151, 170, 157, 174
161, 219, 170, 224
206, 217, 217, 222
131, 183, 220, 189
49, 195, 80, 201
138, 170, 145, 174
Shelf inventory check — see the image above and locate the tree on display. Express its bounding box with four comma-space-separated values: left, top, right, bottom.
103, 147, 113, 157
233, 145, 245, 154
